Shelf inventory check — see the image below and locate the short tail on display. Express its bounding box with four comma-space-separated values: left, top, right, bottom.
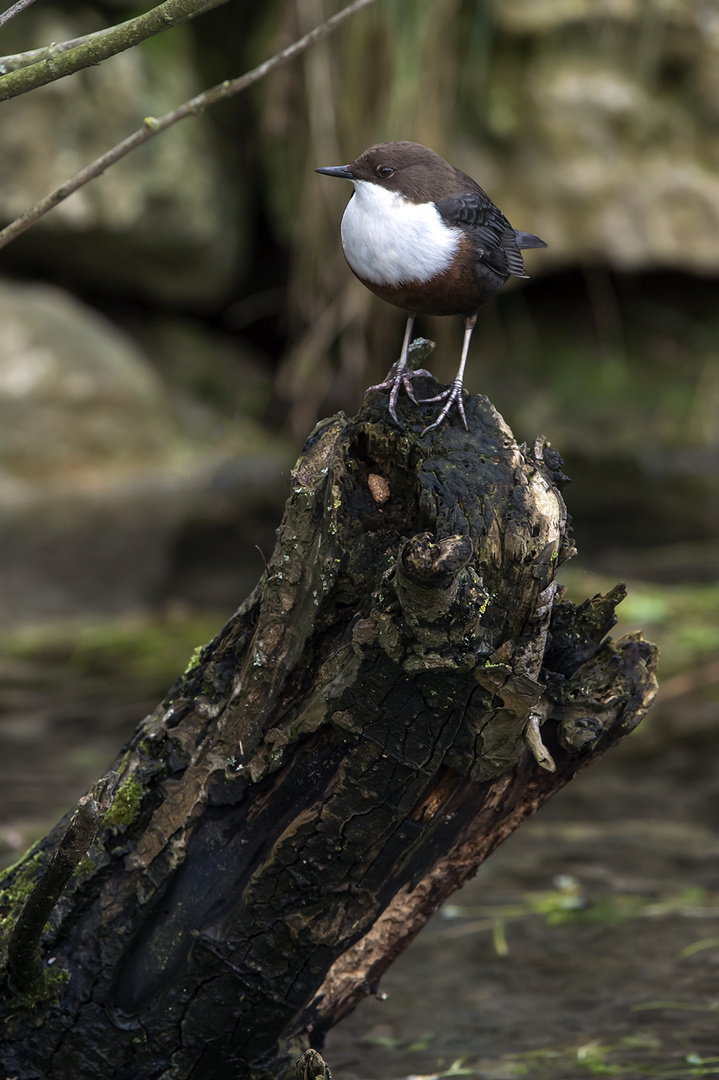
514, 230, 547, 250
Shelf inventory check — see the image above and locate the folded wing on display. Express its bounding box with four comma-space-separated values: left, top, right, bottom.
436, 189, 546, 280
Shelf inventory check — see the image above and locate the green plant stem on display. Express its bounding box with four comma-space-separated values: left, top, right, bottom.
0, 0, 227, 74
0, 0, 376, 252
0, 0, 224, 100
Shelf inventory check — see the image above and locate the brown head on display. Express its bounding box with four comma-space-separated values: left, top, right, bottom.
316, 141, 480, 204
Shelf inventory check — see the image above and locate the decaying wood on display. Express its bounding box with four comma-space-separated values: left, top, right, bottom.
7, 794, 101, 995
296, 1048, 332, 1079
0, 375, 658, 1080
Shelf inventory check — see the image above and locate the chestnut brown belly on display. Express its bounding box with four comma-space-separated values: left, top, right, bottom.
352, 259, 507, 318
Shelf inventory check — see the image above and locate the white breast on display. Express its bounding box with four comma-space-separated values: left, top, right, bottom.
340, 180, 460, 286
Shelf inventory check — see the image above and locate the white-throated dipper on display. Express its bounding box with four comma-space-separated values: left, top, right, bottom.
316, 140, 546, 433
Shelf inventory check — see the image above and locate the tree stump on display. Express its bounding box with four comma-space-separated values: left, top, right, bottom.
0, 376, 658, 1080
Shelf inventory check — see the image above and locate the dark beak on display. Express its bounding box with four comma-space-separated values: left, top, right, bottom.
315, 165, 354, 180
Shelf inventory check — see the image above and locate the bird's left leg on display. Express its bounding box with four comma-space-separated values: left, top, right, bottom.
418, 313, 476, 434
365, 313, 435, 423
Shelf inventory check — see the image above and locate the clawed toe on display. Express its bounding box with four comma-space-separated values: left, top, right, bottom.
365, 367, 435, 422
365, 368, 433, 396
365, 368, 468, 432
418, 380, 468, 435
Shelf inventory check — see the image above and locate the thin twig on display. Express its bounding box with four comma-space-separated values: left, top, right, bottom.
0, 0, 377, 252
0, 0, 37, 30
7, 795, 101, 995
0, 0, 226, 74
0, 0, 224, 100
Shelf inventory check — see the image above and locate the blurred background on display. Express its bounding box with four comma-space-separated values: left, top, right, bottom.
1, 1, 718, 1075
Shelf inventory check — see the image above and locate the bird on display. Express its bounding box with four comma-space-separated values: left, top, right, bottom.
316, 140, 546, 433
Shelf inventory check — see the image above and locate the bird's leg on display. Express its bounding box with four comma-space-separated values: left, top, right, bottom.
365, 313, 434, 423
418, 313, 477, 434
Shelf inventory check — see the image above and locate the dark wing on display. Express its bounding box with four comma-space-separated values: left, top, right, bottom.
435, 189, 530, 279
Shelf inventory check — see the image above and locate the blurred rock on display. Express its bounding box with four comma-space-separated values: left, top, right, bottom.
0, 279, 289, 625
137, 317, 272, 424
478, 0, 719, 272
0, 7, 240, 304
0, 280, 179, 474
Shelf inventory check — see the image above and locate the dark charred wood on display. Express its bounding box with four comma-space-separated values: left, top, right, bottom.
0, 387, 658, 1079
7, 795, 101, 995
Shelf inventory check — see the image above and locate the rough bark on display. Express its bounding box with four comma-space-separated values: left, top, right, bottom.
0, 384, 658, 1080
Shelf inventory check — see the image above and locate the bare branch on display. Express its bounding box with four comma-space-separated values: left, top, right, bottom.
0, 0, 226, 74
0, 0, 377, 252
0, 0, 225, 100
0, 0, 38, 31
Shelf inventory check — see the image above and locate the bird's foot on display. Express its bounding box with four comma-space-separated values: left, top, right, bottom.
365, 365, 435, 424
417, 379, 468, 435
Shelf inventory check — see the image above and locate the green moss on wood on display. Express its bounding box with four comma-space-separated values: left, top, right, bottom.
0, 850, 44, 938
0, 848, 46, 981
73, 856, 96, 879
183, 644, 204, 676
104, 776, 144, 831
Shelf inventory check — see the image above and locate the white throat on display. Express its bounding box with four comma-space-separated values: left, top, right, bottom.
340, 180, 459, 286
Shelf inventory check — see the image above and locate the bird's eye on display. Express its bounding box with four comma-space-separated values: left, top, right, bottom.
375, 165, 395, 179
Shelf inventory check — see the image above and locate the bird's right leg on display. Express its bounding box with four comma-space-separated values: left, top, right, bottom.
364, 313, 434, 423
417, 312, 476, 433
